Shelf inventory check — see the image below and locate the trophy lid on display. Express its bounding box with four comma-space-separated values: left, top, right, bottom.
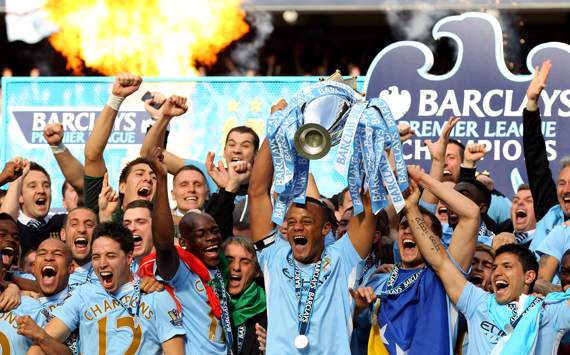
319, 70, 359, 93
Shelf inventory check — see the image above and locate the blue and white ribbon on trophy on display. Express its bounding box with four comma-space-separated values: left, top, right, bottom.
267, 81, 408, 225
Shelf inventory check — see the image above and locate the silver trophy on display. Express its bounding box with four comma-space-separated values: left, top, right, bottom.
294, 71, 360, 160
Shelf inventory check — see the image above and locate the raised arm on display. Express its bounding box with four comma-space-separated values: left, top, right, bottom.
248, 139, 275, 242
422, 116, 460, 204
347, 191, 378, 259
148, 148, 179, 280
248, 99, 287, 241
84, 73, 142, 178
0, 158, 29, 219
403, 175, 467, 304
43, 123, 84, 192
523, 60, 558, 220
139, 93, 189, 175
408, 165, 480, 271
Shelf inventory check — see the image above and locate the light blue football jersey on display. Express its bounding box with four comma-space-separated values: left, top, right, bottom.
457, 282, 570, 355
0, 296, 46, 354
155, 260, 227, 354
68, 262, 99, 287
52, 280, 184, 355
39, 286, 80, 354
257, 232, 364, 354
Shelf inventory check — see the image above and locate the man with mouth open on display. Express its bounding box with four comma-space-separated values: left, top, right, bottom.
16, 238, 80, 355
61, 207, 98, 287
522, 60, 570, 253
28, 222, 186, 355
83, 74, 188, 223
150, 147, 232, 354
0, 158, 66, 255
405, 171, 570, 354
247, 137, 378, 354
122, 200, 156, 272
223, 236, 267, 355
354, 165, 480, 354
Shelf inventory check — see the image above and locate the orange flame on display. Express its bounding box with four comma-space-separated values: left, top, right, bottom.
44, 0, 249, 76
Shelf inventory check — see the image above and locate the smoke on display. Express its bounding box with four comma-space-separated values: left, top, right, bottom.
230, 11, 273, 75
384, 2, 521, 72
385, 2, 451, 43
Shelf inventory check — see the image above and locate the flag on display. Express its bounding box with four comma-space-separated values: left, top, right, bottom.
369, 267, 451, 355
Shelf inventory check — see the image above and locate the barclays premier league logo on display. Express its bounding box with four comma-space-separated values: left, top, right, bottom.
9, 108, 153, 147
365, 12, 570, 195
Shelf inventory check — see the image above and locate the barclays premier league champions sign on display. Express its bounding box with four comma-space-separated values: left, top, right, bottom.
2, 12, 570, 208
365, 12, 570, 195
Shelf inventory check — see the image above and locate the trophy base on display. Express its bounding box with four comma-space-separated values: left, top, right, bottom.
294, 123, 332, 160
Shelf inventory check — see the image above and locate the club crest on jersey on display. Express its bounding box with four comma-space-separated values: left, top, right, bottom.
168, 309, 183, 327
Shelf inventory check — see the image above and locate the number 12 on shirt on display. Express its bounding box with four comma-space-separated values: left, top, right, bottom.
97, 316, 142, 355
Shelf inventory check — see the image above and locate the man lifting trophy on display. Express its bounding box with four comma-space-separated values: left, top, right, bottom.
267, 71, 408, 225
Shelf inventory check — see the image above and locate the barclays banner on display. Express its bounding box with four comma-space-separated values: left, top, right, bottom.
365, 12, 570, 196
2, 12, 570, 209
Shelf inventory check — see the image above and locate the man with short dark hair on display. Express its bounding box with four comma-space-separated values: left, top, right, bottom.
83, 74, 187, 223
29, 221, 186, 355
248, 139, 378, 354
122, 200, 155, 271
150, 147, 231, 354
407, 169, 570, 354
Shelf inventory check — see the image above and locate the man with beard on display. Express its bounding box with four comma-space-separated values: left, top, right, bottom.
223, 236, 267, 355
150, 147, 231, 354
522, 60, 570, 253
406, 172, 570, 354
28, 222, 185, 355
61, 207, 98, 287
248, 137, 378, 354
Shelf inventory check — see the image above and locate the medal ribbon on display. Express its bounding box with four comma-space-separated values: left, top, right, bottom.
381, 264, 424, 296
288, 252, 323, 338
214, 269, 235, 354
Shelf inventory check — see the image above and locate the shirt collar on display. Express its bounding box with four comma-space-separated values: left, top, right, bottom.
17, 211, 51, 225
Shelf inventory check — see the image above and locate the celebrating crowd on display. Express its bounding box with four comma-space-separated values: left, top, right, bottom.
0, 59, 567, 355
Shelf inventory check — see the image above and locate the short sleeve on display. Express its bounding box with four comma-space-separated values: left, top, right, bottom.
328, 231, 364, 271
256, 231, 289, 269
456, 282, 488, 318
154, 257, 191, 287
151, 291, 186, 343
543, 300, 570, 332
537, 224, 570, 261
51, 287, 83, 333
